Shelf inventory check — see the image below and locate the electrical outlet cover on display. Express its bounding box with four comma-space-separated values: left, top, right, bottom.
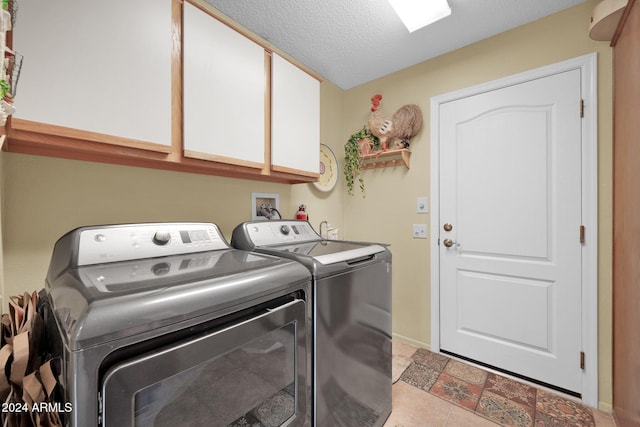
412, 224, 427, 238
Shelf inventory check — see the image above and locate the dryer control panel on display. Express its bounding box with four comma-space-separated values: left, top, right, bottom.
75, 223, 229, 266
233, 220, 321, 247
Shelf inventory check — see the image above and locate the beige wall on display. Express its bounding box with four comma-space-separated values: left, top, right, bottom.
0, 0, 613, 410
291, 81, 346, 231
339, 0, 613, 410
0, 153, 297, 295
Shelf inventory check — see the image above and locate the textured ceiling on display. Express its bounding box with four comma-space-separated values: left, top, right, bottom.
205, 0, 589, 90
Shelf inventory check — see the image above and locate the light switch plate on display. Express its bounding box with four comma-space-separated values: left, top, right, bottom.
417, 197, 428, 213
413, 224, 427, 239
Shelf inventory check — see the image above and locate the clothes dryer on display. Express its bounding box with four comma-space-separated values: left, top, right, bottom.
43, 222, 312, 427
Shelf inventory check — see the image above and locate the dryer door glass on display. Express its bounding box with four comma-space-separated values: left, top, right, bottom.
101, 298, 308, 426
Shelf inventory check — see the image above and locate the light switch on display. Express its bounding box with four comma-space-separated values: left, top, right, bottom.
417, 197, 428, 213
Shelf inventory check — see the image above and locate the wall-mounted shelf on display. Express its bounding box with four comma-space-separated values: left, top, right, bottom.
589, 0, 628, 41
360, 148, 411, 169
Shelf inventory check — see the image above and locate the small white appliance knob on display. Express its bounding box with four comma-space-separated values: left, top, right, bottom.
152, 231, 171, 246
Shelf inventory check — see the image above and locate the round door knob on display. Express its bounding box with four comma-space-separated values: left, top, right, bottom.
443, 223, 453, 232
443, 238, 454, 247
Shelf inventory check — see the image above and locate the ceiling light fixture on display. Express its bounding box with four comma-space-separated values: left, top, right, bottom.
386, 0, 452, 32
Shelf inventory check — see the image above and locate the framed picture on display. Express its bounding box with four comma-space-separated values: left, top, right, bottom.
251, 193, 281, 220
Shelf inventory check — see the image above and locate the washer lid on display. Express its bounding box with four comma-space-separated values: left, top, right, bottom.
48, 249, 310, 350
272, 240, 386, 265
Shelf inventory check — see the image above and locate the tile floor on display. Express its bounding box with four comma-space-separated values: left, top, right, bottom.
386, 340, 617, 427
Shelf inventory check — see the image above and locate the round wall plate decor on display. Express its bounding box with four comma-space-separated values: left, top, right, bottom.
314, 144, 338, 192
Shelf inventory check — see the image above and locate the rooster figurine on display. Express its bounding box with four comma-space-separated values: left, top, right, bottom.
368, 94, 423, 151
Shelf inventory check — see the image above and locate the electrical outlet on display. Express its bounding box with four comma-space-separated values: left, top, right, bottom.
417, 197, 428, 213
412, 224, 427, 239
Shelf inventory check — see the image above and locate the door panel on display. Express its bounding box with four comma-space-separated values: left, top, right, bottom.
439, 69, 582, 393
457, 271, 553, 350
457, 108, 550, 259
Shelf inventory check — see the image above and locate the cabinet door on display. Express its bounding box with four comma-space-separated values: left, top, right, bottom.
13, 0, 172, 147
271, 53, 320, 177
183, 2, 265, 169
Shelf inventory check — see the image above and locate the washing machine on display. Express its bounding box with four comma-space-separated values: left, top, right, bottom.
42, 222, 312, 426
231, 220, 392, 427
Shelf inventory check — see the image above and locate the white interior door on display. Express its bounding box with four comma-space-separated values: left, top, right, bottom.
438, 69, 583, 393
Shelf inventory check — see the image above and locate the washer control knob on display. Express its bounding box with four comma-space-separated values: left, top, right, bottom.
280, 225, 290, 235
152, 231, 171, 246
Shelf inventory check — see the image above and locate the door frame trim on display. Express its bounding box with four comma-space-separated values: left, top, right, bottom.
429, 53, 598, 407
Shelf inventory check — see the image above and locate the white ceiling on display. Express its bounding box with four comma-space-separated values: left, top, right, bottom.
205, 0, 588, 89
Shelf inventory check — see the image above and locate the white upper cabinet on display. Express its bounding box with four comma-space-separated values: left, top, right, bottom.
183, 2, 266, 168
13, 0, 172, 147
7, 0, 320, 184
271, 53, 320, 176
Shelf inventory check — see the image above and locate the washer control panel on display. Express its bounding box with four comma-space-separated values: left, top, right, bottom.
76, 223, 229, 266
240, 220, 320, 247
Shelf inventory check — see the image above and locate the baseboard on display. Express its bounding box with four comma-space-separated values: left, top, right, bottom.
598, 401, 613, 414
392, 333, 429, 350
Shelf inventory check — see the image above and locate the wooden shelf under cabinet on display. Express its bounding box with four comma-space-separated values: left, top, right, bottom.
360, 148, 411, 170
3, 119, 318, 185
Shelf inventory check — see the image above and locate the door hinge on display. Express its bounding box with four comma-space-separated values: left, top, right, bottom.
580, 99, 584, 118
580, 351, 585, 370
580, 225, 585, 244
